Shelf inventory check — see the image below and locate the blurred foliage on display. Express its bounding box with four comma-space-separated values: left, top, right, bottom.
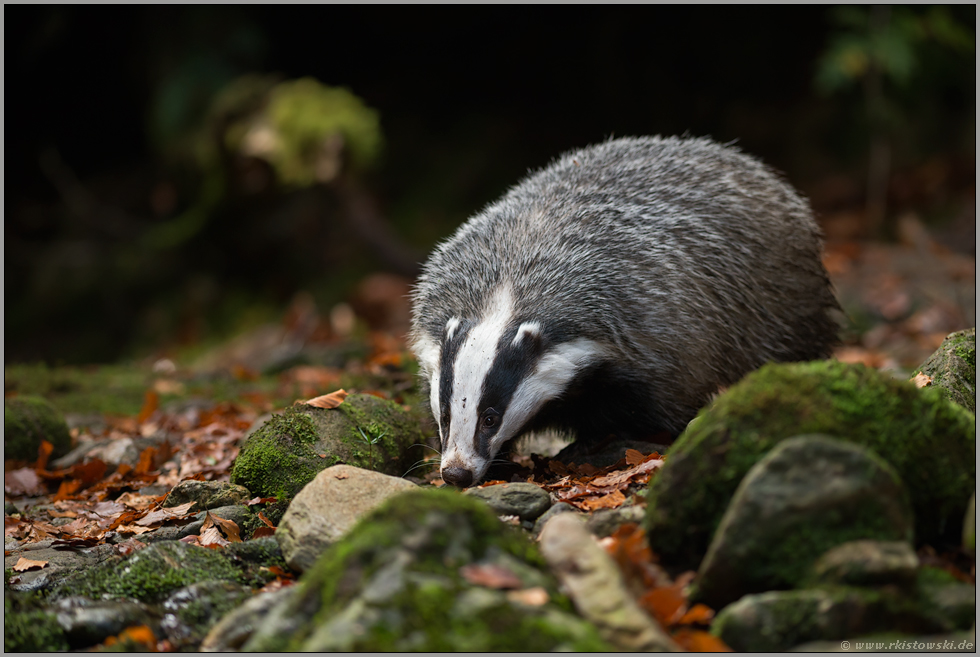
816, 5, 973, 94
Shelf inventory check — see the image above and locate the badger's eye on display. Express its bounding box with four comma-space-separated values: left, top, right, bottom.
482, 411, 499, 429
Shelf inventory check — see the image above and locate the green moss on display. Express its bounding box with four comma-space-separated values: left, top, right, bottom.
916, 328, 976, 413
646, 361, 976, 570
53, 542, 244, 603
4, 395, 72, 460
4, 592, 69, 652
230, 395, 427, 502
229, 407, 324, 500
249, 488, 603, 651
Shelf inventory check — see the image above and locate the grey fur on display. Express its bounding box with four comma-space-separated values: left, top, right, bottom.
410, 135, 840, 439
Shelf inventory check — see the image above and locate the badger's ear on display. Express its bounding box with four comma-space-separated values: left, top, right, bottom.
511, 321, 545, 353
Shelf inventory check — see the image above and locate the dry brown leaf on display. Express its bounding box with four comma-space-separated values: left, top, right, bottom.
570, 489, 627, 511
199, 524, 230, 547
135, 501, 196, 527
640, 584, 687, 627
507, 586, 549, 606
672, 628, 732, 652
137, 390, 159, 424
205, 511, 242, 542
101, 624, 157, 650
590, 458, 664, 488
115, 524, 155, 535
304, 389, 348, 409
459, 563, 524, 589
36, 439, 54, 471
624, 448, 646, 465
4, 468, 46, 496
676, 603, 715, 626
251, 526, 276, 539
13, 556, 48, 572
911, 371, 933, 388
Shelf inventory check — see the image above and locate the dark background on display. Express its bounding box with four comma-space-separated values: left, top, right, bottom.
6, 5, 975, 364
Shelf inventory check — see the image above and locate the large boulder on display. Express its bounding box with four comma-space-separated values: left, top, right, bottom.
644, 361, 975, 571
694, 436, 914, 608
230, 394, 427, 502
243, 488, 609, 651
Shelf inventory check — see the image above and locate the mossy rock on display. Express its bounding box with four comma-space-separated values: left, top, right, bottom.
229, 394, 427, 502
51, 541, 252, 603
644, 361, 976, 571
914, 328, 976, 413
4, 395, 72, 461
243, 488, 609, 651
4, 592, 69, 652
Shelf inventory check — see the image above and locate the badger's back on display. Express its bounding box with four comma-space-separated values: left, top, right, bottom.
411, 135, 839, 437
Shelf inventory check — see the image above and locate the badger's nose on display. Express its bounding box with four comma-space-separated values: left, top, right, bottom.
442, 467, 474, 488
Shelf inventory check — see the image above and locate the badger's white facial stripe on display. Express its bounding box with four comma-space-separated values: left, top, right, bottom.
512, 321, 541, 347
493, 338, 604, 447
444, 285, 515, 471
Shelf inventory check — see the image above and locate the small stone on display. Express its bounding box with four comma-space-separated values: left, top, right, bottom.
585, 505, 645, 538
200, 586, 297, 652
464, 482, 552, 521
914, 328, 976, 413
163, 480, 251, 510
812, 540, 919, 588
538, 512, 679, 652
532, 502, 579, 536
276, 464, 417, 572
921, 583, 977, 631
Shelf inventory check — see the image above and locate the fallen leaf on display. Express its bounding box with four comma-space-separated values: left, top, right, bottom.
911, 372, 933, 388
570, 489, 626, 511
199, 524, 230, 547
102, 624, 157, 650
246, 496, 278, 506
257, 511, 275, 527
589, 458, 663, 488
676, 603, 715, 626
135, 501, 196, 527
4, 468, 46, 496
205, 511, 242, 542
624, 448, 646, 465
137, 390, 159, 424
13, 556, 48, 572
35, 440, 54, 471
305, 389, 348, 409
640, 584, 687, 627
251, 526, 276, 539
507, 586, 550, 606
459, 563, 524, 589
115, 538, 147, 556
672, 628, 732, 652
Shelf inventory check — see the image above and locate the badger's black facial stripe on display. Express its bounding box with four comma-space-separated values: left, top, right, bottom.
439, 319, 472, 443
472, 323, 545, 456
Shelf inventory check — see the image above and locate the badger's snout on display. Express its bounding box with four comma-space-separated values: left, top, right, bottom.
441, 466, 474, 488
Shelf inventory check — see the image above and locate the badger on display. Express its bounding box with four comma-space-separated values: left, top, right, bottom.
409, 135, 840, 488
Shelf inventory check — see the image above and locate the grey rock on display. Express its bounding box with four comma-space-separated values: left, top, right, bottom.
538, 512, 680, 652
200, 586, 298, 652
163, 480, 251, 509
921, 583, 977, 631
160, 580, 252, 650
696, 435, 914, 609
53, 596, 154, 649
276, 464, 417, 572
464, 481, 552, 521
812, 540, 919, 588
4, 542, 118, 592
533, 501, 579, 536
914, 328, 976, 413
585, 505, 645, 538
713, 588, 949, 652
51, 433, 172, 470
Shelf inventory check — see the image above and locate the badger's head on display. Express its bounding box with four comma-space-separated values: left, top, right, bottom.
413, 286, 602, 488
